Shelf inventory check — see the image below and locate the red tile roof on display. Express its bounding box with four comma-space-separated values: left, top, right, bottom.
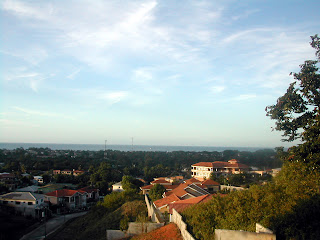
201, 179, 220, 186
168, 194, 212, 214
151, 179, 171, 184
184, 178, 202, 185
211, 160, 249, 169
165, 183, 188, 198
45, 189, 86, 197
141, 184, 178, 190
192, 162, 213, 167
153, 193, 180, 208
192, 159, 249, 169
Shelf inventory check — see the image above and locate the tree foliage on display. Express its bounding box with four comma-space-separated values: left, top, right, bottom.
266, 35, 320, 143
183, 35, 320, 240
149, 184, 166, 201
266, 34, 320, 167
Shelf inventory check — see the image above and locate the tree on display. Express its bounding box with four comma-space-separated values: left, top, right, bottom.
266, 34, 320, 165
149, 184, 166, 201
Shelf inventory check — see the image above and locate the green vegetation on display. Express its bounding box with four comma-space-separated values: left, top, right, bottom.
149, 184, 166, 201
182, 35, 320, 240
50, 187, 146, 240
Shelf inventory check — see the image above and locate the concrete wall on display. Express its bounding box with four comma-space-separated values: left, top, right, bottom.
171, 208, 195, 240
144, 194, 163, 223
256, 223, 274, 234
127, 222, 164, 235
106, 230, 134, 240
220, 185, 245, 191
214, 229, 276, 240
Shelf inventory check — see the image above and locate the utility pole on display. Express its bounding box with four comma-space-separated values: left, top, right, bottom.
104, 140, 107, 159
131, 137, 134, 151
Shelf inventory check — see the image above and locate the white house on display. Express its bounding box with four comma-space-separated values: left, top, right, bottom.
112, 182, 124, 192
0, 191, 46, 218
34, 176, 43, 184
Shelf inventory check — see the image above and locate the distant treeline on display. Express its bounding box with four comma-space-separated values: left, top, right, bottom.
0, 147, 282, 175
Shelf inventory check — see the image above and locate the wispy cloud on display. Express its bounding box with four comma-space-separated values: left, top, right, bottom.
4, 68, 53, 92
0, 118, 40, 128
67, 68, 81, 80
12, 106, 73, 119
234, 94, 257, 101
231, 9, 260, 21
72, 88, 129, 106
210, 86, 225, 93
97, 91, 128, 104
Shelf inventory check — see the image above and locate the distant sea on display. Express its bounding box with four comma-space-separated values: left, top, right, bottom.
0, 143, 271, 152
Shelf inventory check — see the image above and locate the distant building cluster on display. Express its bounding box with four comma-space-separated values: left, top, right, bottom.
53, 169, 85, 176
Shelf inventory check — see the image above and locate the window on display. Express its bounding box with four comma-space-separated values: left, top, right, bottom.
15, 201, 20, 205
28, 202, 33, 205
3, 201, 8, 204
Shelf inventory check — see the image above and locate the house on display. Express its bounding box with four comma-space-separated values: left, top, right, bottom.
53, 170, 61, 175
164, 182, 210, 200
53, 169, 85, 176
140, 184, 178, 195
79, 186, 100, 201
0, 191, 46, 218
0, 172, 18, 191
34, 176, 43, 184
153, 193, 181, 213
140, 177, 179, 194
61, 169, 73, 175
200, 179, 220, 193
191, 159, 250, 179
73, 170, 85, 176
112, 182, 124, 192
45, 189, 87, 211
168, 194, 212, 215
150, 177, 219, 215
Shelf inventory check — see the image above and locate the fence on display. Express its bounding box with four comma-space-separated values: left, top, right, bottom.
171, 208, 195, 240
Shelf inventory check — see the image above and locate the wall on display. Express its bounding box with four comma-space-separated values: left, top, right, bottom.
220, 185, 245, 191
144, 194, 163, 223
171, 208, 195, 240
214, 229, 276, 240
127, 222, 164, 235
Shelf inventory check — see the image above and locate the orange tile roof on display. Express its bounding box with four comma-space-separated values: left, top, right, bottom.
141, 184, 153, 190
201, 179, 220, 186
184, 178, 202, 185
153, 193, 180, 208
165, 183, 189, 198
192, 159, 249, 169
141, 184, 178, 190
192, 162, 213, 167
151, 179, 171, 184
168, 194, 212, 214
45, 189, 86, 197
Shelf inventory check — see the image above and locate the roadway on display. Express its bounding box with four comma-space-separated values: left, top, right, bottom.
20, 212, 87, 240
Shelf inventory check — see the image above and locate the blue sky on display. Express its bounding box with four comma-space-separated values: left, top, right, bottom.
1, 0, 319, 147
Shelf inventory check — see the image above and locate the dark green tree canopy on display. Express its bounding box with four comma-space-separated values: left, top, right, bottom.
149, 183, 166, 201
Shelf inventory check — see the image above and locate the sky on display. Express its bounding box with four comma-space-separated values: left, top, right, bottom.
1, 0, 319, 148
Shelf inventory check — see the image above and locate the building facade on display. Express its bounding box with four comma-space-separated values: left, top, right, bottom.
191, 159, 250, 179
0, 192, 46, 218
